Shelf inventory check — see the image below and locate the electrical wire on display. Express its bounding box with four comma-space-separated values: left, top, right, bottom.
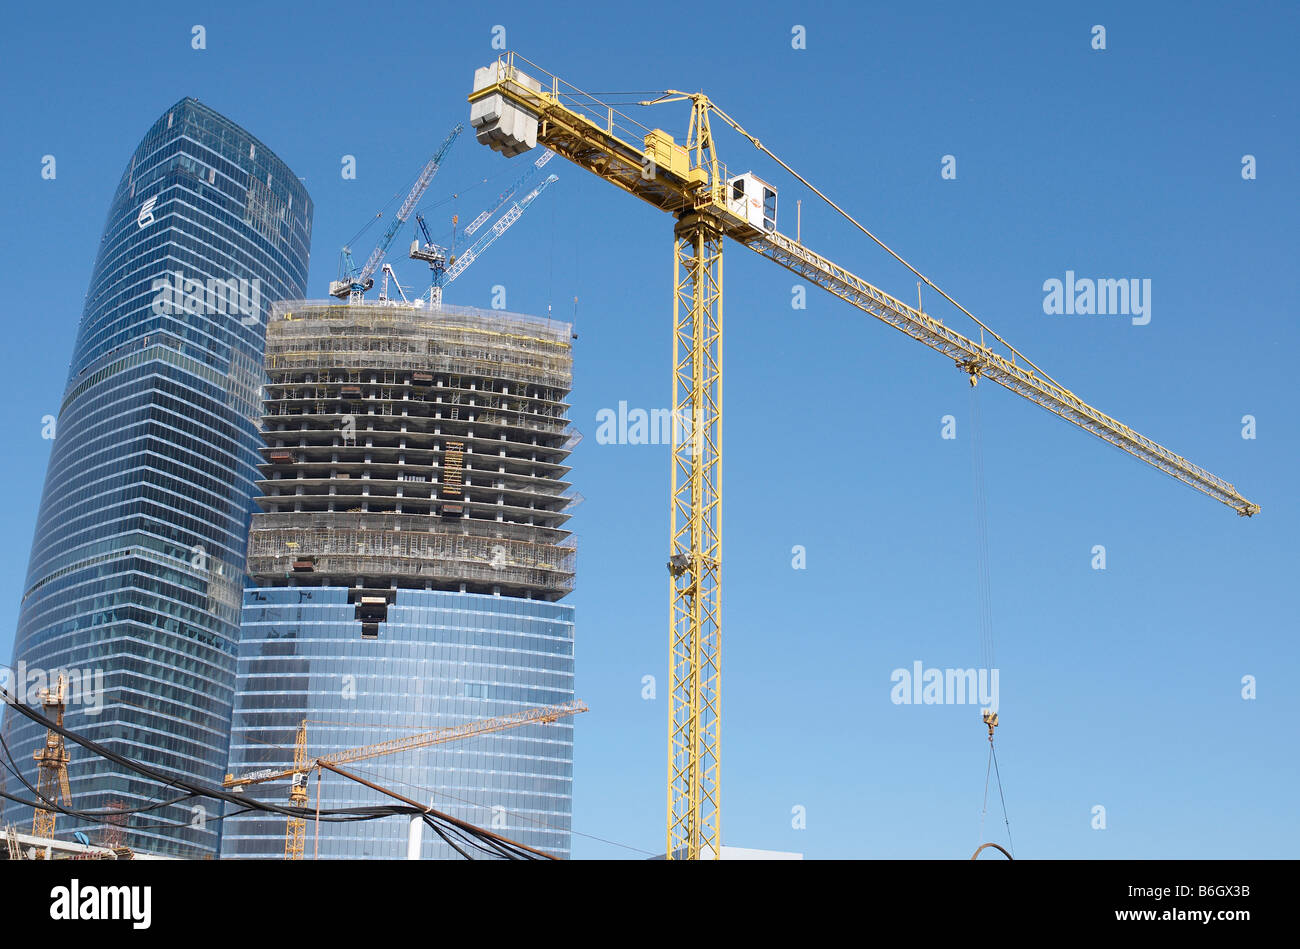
425, 816, 473, 859
344, 762, 656, 857
3, 687, 346, 817
1, 686, 531, 859
308, 761, 550, 860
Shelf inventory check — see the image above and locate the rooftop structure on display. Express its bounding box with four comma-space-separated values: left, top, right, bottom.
221, 300, 580, 859
247, 300, 578, 605
2, 825, 176, 861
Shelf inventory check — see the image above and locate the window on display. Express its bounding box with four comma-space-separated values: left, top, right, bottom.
762, 187, 777, 230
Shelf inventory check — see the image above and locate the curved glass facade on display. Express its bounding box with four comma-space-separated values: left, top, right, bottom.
1, 98, 311, 857
220, 300, 578, 858
220, 588, 575, 859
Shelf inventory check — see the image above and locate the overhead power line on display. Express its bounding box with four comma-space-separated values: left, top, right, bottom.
1, 685, 550, 859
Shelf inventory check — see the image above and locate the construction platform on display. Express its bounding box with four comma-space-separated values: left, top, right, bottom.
247, 301, 578, 601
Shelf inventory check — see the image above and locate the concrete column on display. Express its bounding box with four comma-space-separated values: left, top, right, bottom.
407, 815, 423, 860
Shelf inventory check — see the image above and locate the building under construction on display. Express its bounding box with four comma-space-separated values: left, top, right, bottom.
220, 300, 580, 859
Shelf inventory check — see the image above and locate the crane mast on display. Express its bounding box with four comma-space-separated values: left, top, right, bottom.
31, 674, 72, 839
467, 52, 1257, 860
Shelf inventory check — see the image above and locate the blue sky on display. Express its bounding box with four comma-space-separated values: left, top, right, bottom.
1, 0, 1296, 858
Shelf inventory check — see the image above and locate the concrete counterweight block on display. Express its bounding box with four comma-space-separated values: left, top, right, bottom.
471, 62, 542, 157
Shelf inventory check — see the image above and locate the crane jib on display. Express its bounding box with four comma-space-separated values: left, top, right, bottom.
747, 228, 1257, 515
467, 56, 1257, 517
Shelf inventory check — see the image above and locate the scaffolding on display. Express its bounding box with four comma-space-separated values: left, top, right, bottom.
247, 517, 576, 599
249, 300, 577, 602
266, 301, 572, 392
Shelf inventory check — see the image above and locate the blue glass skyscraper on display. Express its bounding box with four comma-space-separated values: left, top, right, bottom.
1, 98, 312, 856
223, 588, 576, 859
219, 301, 578, 859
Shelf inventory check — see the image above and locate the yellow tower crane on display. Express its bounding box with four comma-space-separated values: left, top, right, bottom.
223, 699, 588, 859
466, 53, 1258, 861
31, 674, 72, 839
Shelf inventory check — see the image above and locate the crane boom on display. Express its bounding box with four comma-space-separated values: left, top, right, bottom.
224, 699, 588, 788
467, 148, 555, 236
748, 228, 1256, 514
329, 697, 584, 768
410, 172, 558, 305
443, 173, 557, 283
330, 123, 464, 299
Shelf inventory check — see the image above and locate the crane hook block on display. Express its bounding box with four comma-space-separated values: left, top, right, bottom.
982, 709, 999, 742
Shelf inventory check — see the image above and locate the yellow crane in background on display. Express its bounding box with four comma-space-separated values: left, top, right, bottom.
31, 674, 72, 839
466, 52, 1258, 861
223, 699, 588, 859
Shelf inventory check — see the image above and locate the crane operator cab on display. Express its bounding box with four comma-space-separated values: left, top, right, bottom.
727, 172, 778, 232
